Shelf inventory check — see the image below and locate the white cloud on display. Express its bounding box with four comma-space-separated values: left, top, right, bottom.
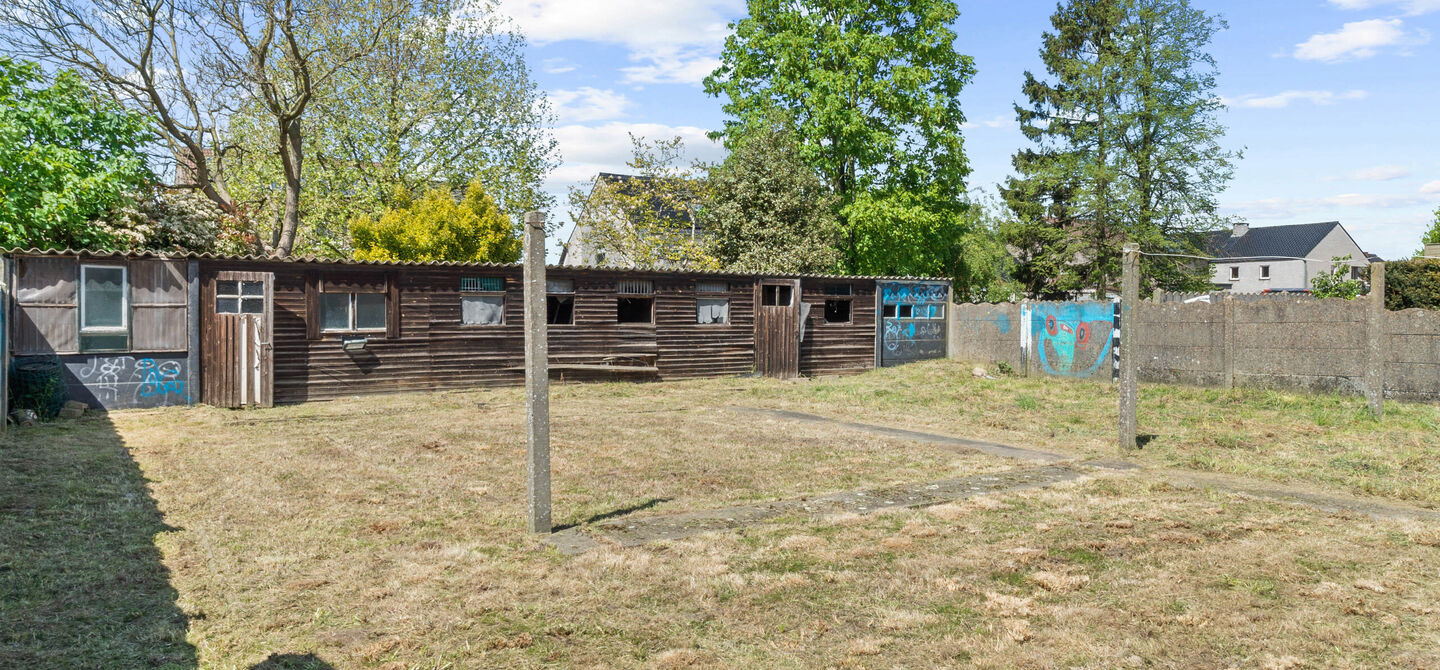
1223, 192, 1431, 219
1328, 165, 1413, 181
1223, 89, 1368, 109
1293, 19, 1427, 62
549, 121, 725, 190
541, 58, 576, 74
1323, 192, 1431, 208
962, 114, 1015, 130
1327, 0, 1440, 15
1422, 180, 1440, 194
499, 0, 739, 85
549, 87, 632, 123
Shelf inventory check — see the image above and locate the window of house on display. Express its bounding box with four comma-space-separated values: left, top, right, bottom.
460, 276, 505, 326
761, 284, 793, 306
1351, 266, 1364, 280
322, 293, 388, 331
80, 264, 129, 351
547, 279, 574, 325
217, 280, 265, 314
883, 304, 897, 318
1229, 266, 1240, 281
697, 297, 729, 324
823, 299, 852, 324
1259, 265, 1270, 280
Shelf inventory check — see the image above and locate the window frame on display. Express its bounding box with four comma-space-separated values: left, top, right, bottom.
547, 278, 575, 326
695, 297, 730, 325
322, 292, 390, 333
617, 296, 655, 324
458, 277, 506, 328
216, 279, 266, 315
1229, 266, 1240, 281
79, 264, 129, 333
823, 298, 853, 325
1259, 265, 1271, 280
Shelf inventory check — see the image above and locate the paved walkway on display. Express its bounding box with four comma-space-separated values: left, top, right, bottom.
545, 406, 1440, 554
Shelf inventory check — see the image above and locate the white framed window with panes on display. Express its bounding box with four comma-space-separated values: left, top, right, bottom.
215, 279, 266, 314
321, 292, 387, 332
79, 264, 130, 351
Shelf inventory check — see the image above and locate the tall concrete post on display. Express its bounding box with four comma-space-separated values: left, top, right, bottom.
523, 211, 552, 533
1118, 244, 1140, 452
1366, 262, 1386, 419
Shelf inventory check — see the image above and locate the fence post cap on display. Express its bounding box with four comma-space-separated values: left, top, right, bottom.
524, 211, 546, 228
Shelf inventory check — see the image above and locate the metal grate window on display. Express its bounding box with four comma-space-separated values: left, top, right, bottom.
617, 279, 653, 295
461, 277, 505, 292
696, 281, 729, 293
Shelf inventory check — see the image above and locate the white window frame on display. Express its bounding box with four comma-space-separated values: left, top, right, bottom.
321, 292, 388, 333
1259, 265, 1270, 280
79, 264, 129, 332
1229, 266, 1240, 281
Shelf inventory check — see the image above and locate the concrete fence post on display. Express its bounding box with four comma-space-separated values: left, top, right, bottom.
1118, 244, 1140, 452
1019, 299, 1031, 377
523, 211, 552, 533
1366, 262, 1386, 419
1223, 293, 1235, 389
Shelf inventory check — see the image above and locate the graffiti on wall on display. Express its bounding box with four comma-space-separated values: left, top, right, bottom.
70, 355, 192, 408
1029, 302, 1114, 378
880, 282, 950, 366
882, 282, 949, 305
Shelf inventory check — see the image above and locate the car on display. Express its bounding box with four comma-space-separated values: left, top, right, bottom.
1261, 288, 1312, 294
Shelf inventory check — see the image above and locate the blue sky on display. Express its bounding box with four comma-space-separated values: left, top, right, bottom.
498, 0, 1440, 261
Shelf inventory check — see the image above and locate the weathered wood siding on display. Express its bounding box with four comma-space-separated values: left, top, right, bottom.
800, 280, 877, 376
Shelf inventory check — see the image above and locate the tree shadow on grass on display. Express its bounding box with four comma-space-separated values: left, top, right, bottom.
554, 496, 674, 532
251, 653, 336, 669
0, 414, 196, 668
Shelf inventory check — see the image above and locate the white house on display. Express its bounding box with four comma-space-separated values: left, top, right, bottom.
1202, 221, 1371, 292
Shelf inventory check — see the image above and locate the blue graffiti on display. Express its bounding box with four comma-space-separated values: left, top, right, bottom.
993, 311, 1011, 334
1031, 302, 1113, 378
137, 358, 191, 401
881, 282, 949, 305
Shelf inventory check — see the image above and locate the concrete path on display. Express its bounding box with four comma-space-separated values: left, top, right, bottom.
544, 407, 1440, 554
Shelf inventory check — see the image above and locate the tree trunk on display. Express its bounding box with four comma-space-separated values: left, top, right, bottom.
277, 117, 304, 256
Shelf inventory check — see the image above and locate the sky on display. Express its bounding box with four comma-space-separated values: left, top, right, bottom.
497, 0, 1440, 261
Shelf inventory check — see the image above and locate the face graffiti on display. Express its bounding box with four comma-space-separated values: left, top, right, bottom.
1031, 303, 1113, 378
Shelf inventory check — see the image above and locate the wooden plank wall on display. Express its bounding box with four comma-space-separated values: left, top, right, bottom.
202, 261, 879, 404
800, 280, 878, 377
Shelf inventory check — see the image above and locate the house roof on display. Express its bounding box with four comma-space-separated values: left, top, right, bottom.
2, 247, 949, 282
1200, 221, 1349, 261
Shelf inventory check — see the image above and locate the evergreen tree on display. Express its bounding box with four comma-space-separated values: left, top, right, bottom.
1001, 0, 1237, 297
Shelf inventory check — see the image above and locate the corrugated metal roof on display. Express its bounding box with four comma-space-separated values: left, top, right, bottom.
1, 248, 950, 282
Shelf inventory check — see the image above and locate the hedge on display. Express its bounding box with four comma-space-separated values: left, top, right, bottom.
1383, 258, 1440, 311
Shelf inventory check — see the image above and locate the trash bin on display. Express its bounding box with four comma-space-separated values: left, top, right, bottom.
12, 358, 67, 420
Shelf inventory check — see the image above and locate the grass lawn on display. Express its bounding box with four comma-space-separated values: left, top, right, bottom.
3, 359, 1440, 668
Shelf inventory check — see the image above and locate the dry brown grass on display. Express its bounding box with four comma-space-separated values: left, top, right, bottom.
5, 362, 1440, 667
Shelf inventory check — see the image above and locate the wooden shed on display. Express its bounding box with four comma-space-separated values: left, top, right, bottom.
5, 251, 951, 410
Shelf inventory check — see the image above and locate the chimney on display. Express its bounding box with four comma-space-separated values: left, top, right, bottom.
1232, 222, 1249, 237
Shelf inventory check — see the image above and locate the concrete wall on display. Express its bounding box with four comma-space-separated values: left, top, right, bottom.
951, 295, 1440, 402
950, 300, 1113, 380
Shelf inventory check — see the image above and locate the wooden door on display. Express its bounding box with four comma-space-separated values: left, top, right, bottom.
754, 279, 801, 378
201, 271, 274, 408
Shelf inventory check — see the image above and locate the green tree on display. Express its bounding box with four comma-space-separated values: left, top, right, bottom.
1417, 206, 1440, 256
228, 0, 557, 255
1310, 256, 1367, 300
566, 136, 717, 270
703, 0, 976, 272
1001, 0, 1236, 297
0, 57, 153, 249
703, 118, 842, 274
350, 179, 520, 263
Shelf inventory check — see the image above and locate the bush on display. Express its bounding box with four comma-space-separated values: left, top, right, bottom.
1382, 258, 1440, 311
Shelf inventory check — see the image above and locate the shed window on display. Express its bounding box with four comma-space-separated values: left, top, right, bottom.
697, 297, 729, 324
462, 295, 504, 325
547, 279, 574, 325
1259, 265, 1270, 280
618, 297, 653, 323
897, 305, 914, 318
461, 276, 504, 292
762, 285, 792, 306
1229, 266, 1240, 281
824, 299, 851, 324
80, 265, 127, 331
823, 283, 853, 296
217, 280, 265, 314
322, 293, 387, 332
696, 281, 729, 293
